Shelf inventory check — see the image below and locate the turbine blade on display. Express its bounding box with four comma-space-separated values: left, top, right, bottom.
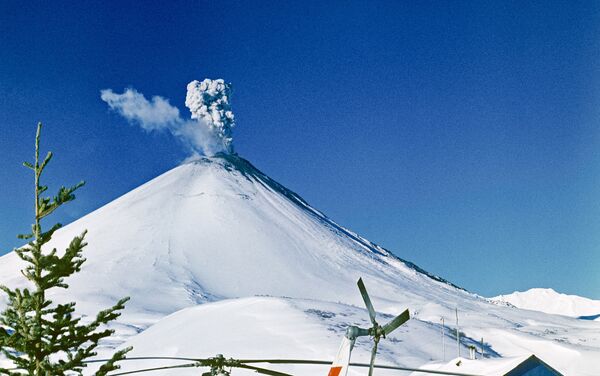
357, 278, 377, 325
238, 364, 294, 376
239, 359, 331, 365
382, 309, 410, 336
326, 336, 354, 376
368, 340, 378, 376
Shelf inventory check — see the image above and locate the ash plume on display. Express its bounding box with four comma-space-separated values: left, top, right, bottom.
185, 79, 236, 153
100, 78, 237, 157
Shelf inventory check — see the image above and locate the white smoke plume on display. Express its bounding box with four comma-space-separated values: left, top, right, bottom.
100, 78, 236, 156
100, 88, 181, 131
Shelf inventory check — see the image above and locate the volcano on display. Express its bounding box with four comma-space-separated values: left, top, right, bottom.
0, 154, 463, 319
0, 154, 598, 375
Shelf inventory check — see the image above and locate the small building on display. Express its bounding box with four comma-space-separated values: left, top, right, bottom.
410, 354, 563, 376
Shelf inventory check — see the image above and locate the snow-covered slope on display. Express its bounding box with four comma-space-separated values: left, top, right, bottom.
114, 297, 457, 376
0, 154, 460, 323
492, 288, 600, 319
0, 154, 598, 374
109, 294, 600, 376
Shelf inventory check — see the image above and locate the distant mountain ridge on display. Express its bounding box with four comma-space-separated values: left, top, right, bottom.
492, 288, 600, 318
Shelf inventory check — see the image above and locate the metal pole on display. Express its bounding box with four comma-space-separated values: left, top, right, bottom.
441, 317, 445, 361
455, 307, 460, 358
481, 337, 484, 359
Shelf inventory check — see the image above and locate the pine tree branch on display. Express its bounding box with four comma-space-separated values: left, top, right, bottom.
37, 182, 85, 220
38, 152, 52, 174
95, 347, 132, 376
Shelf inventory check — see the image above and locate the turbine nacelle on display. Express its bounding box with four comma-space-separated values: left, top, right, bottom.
345, 326, 369, 340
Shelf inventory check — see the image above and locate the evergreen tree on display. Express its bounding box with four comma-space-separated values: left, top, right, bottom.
0, 123, 131, 375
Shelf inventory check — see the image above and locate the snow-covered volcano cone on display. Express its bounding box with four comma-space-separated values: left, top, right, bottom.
0, 154, 597, 375
0, 153, 462, 323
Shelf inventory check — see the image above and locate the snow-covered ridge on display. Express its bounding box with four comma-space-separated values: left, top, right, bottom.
492, 288, 600, 319
213, 153, 462, 290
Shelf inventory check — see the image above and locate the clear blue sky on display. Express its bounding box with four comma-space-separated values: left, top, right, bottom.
1, 1, 599, 299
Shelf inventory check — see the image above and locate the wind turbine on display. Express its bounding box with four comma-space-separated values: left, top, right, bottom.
327, 278, 410, 376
